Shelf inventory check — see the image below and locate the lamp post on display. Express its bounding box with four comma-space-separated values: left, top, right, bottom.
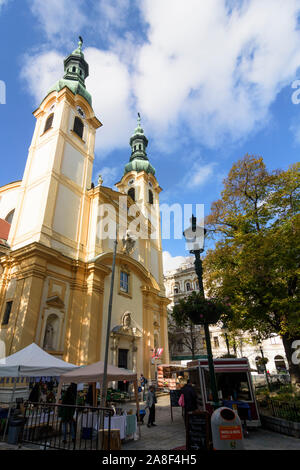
100, 233, 118, 409
259, 343, 271, 392
221, 325, 231, 356
183, 215, 220, 408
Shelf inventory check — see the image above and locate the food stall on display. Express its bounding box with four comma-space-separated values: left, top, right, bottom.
157, 364, 186, 390
0, 343, 78, 440
57, 361, 140, 442
185, 358, 260, 427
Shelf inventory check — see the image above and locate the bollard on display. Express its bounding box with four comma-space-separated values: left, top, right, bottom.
211, 407, 244, 450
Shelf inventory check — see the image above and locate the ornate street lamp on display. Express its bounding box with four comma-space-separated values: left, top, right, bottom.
183, 215, 220, 408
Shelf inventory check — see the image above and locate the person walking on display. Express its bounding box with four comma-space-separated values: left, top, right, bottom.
146, 385, 157, 428
181, 380, 197, 425
60, 383, 77, 444
140, 373, 148, 401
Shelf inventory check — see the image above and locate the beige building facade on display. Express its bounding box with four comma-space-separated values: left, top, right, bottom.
0, 40, 169, 382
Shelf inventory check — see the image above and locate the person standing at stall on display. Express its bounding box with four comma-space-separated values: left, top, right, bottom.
146, 385, 157, 428
181, 380, 197, 424
60, 383, 77, 443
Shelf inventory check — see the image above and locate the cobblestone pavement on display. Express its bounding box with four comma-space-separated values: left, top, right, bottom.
0, 394, 299, 450
122, 394, 300, 451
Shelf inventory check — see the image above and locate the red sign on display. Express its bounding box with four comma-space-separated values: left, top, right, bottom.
152, 348, 164, 359
219, 426, 243, 440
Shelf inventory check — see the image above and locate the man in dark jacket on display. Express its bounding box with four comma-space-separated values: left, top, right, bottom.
60, 384, 77, 443
181, 380, 197, 424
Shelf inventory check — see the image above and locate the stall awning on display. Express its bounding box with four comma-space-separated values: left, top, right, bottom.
59, 361, 137, 385
0, 343, 78, 377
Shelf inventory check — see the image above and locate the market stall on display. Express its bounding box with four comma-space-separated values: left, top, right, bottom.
0, 343, 78, 378
0, 343, 78, 439
57, 361, 140, 441
157, 364, 186, 390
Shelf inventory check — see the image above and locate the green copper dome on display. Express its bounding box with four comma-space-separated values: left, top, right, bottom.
124, 114, 155, 175
45, 37, 92, 106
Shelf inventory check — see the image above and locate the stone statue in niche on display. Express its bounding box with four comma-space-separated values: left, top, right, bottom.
122, 312, 131, 330
43, 323, 54, 350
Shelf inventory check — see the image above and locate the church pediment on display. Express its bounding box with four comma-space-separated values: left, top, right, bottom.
111, 324, 143, 338
46, 295, 65, 309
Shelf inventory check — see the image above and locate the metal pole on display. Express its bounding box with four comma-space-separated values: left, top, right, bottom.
260, 345, 271, 392
193, 250, 220, 409
225, 333, 230, 356
101, 235, 118, 409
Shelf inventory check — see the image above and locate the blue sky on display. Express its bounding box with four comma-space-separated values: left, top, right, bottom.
1, 0, 300, 272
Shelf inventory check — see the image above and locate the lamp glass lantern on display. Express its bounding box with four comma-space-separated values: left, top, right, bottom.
183, 215, 206, 253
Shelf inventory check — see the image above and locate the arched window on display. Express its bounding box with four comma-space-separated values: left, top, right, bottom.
274, 355, 287, 372
148, 189, 153, 204
5, 209, 15, 224
128, 188, 135, 202
174, 286, 179, 294
44, 113, 54, 133
139, 144, 142, 150
72, 66, 76, 72
186, 282, 191, 292
73, 117, 84, 139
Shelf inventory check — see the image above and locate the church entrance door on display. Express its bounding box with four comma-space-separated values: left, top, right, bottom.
118, 349, 129, 391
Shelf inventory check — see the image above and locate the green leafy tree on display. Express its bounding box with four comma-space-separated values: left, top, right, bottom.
170, 292, 231, 360
205, 155, 300, 383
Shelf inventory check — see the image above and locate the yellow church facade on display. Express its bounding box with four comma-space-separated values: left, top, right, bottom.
0, 39, 169, 381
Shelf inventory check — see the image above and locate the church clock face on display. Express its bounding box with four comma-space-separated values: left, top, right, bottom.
76, 106, 86, 119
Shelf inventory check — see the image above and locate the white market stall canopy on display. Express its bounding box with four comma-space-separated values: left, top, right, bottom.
58, 361, 137, 385
0, 343, 78, 377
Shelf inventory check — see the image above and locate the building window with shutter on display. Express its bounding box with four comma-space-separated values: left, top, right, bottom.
2, 301, 13, 326
44, 113, 54, 133
73, 116, 84, 139
128, 188, 135, 202
148, 189, 153, 204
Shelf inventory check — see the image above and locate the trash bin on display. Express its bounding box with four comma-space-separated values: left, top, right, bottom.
7, 415, 25, 445
211, 407, 244, 450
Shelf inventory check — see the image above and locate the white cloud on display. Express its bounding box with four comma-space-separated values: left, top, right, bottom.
85, 47, 135, 154
94, 166, 119, 187
163, 251, 190, 275
20, 51, 63, 103
0, 0, 9, 7
22, 0, 300, 155
135, 0, 300, 146
30, 0, 88, 43
182, 162, 217, 189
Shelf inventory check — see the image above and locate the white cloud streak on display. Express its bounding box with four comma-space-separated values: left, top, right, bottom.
22, 0, 300, 155
163, 251, 190, 275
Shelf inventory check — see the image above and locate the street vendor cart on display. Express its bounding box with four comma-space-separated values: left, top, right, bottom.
185, 358, 260, 427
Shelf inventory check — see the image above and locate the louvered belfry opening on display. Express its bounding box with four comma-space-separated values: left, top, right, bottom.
44, 113, 54, 133
73, 116, 84, 139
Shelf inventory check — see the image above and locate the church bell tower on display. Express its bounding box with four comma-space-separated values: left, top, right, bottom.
8, 38, 102, 260
115, 115, 165, 293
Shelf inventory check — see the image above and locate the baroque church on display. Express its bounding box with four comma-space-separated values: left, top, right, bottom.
0, 39, 169, 381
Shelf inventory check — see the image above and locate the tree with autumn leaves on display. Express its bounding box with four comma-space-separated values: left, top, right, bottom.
204, 155, 300, 384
